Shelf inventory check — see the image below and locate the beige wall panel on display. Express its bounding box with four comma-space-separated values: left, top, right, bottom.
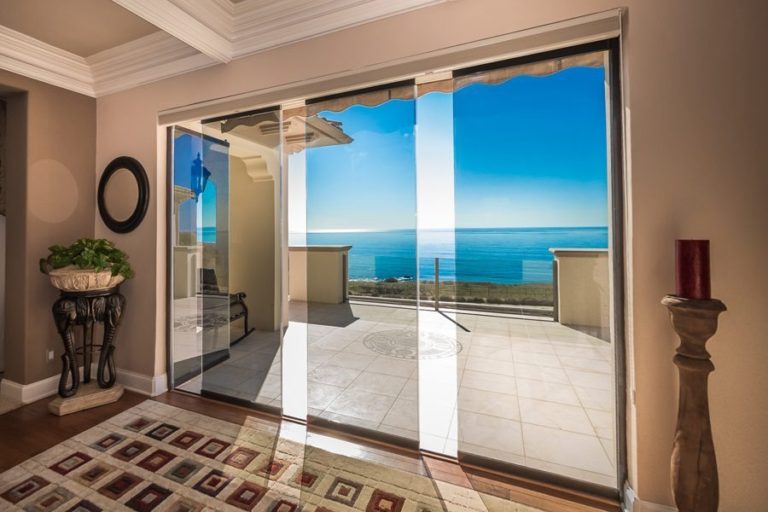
0, 70, 95, 385
229, 157, 276, 331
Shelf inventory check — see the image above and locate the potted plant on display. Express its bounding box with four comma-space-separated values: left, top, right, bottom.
40, 238, 134, 292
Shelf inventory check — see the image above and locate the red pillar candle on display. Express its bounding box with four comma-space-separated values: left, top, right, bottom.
675, 240, 711, 299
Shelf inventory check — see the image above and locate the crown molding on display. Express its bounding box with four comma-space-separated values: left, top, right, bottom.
88, 32, 216, 97
0, 0, 445, 98
112, 0, 233, 62
169, 0, 234, 37
0, 25, 94, 96
231, 0, 446, 58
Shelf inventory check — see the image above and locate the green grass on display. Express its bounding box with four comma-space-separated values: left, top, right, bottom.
348, 280, 553, 306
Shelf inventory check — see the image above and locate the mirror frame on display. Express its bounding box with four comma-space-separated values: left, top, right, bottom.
98, 156, 150, 233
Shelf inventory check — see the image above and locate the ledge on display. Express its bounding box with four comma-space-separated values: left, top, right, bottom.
549, 248, 608, 257
289, 245, 352, 253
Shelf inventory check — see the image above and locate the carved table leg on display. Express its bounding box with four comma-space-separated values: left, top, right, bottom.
53, 297, 79, 398
76, 297, 93, 384
98, 293, 125, 388
663, 295, 726, 512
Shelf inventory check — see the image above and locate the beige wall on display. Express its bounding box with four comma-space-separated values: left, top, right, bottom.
0, 100, 5, 372
0, 99, 6, 216
0, 70, 96, 385
94, 1, 768, 509
552, 250, 609, 330
288, 248, 348, 305
229, 157, 276, 331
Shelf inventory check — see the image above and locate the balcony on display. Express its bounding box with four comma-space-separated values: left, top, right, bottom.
185, 247, 616, 486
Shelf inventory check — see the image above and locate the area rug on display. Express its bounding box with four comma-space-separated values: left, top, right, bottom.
0, 400, 540, 512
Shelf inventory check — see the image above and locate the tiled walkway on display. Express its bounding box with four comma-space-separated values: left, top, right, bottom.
187, 301, 617, 487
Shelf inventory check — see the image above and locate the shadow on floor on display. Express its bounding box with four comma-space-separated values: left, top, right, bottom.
291, 301, 360, 328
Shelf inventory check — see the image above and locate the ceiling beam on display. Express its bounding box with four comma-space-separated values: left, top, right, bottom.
0, 25, 94, 96
112, 0, 233, 63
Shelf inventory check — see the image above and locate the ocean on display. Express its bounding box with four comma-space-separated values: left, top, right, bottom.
198, 226, 607, 284
291, 227, 607, 285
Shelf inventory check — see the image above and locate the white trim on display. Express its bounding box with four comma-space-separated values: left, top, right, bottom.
169, 0, 234, 39
0, 0, 445, 97
158, 8, 621, 124
116, 368, 168, 397
88, 32, 216, 97
112, 0, 233, 63
0, 25, 94, 96
0, 367, 87, 404
632, 501, 677, 512
0, 378, 24, 403
623, 484, 677, 512
0, 367, 166, 404
231, 0, 446, 58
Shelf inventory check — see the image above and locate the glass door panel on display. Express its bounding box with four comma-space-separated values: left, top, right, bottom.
168, 43, 622, 490
282, 105, 310, 420
198, 111, 283, 410
452, 50, 617, 486
415, 82, 460, 456
170, 126, 205, 391
170, 124, 233, 397
297, 84, 420, 442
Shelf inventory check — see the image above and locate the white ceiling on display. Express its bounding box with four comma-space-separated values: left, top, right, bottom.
0, 0, 445, 97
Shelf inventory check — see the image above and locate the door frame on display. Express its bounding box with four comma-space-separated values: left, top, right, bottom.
164, 36, 627, 503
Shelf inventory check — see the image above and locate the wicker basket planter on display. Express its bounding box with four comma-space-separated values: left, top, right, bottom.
47, 266, 125, 292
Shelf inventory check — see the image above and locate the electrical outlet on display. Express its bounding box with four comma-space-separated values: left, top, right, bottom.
47, 350, 55, 362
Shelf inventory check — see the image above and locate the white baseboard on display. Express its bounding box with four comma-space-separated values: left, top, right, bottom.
634, 502, 677, 512
0, 368, 87, 404
0, 378, 25, 403
116, 369, 168, 397
0, 367, 167, 404
624, 484, 677, 512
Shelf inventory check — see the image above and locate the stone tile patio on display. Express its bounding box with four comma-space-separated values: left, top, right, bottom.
182, 300, 617, 487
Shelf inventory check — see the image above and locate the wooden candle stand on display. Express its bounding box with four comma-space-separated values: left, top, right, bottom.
662, 295, 726, 512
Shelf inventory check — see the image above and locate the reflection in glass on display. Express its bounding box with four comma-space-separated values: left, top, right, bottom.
196, 112, 282, 409
451, 52, 617, 486
171, 112, 284, 411
168, 46, 620, 489
291, 85, 420, 442
171, 127, 232, 391
415, 84, 460, 456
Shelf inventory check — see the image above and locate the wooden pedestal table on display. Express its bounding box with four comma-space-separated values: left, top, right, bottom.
662, 295, 726, 512
48, 287, 126, 416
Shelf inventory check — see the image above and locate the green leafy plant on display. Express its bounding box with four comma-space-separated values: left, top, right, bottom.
39, 238, 134, 279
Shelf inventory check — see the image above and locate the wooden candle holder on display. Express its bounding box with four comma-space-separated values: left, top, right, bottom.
662, 295, 726, 512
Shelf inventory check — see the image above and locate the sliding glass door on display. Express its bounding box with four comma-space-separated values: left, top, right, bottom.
449, 49, 617, 486
292, 85, 420, 443
169, 109, 283, 412
169, 127, 231, 392
169, 40, 622, 490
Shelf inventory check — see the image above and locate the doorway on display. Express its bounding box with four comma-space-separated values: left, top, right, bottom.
167, 39, 624, 491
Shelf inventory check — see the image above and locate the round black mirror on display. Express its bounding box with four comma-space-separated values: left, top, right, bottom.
98, 156, 149, 234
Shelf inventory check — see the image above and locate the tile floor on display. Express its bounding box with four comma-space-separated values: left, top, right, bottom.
179, 300, 617, 487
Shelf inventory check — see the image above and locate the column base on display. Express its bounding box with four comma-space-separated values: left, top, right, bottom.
48, 382, 124, 416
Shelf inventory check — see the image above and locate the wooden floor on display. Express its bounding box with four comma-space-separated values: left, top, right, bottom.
0, 390, 620, 512
0, 390, 146, 472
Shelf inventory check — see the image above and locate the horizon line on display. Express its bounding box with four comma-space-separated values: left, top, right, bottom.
291, 225, 609, 234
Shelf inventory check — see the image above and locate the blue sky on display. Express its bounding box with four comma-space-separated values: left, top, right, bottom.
174, 133, 223, 233
305, 100, 417, 231
304, 66, 609, 231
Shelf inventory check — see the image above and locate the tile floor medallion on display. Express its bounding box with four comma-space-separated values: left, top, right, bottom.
0, 401, 544, 511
